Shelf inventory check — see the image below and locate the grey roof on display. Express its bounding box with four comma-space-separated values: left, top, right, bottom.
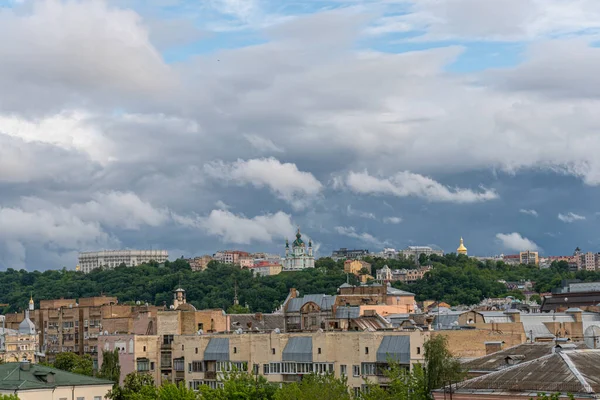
339, 283, 353, 288
480, 311, 512, 323
204, 338, 229, 361
376, 335, 410, 364
229, 314, 285, 331
433, 313, 461, 330
19, 317, 35, 335
286, 295, 336, 312
335, 306, 360, 319
453, 350, 600, 396
387, 287, 415, 296
462, 342, 588, 373
521, 314, 576, 340
282, 337, 312, 362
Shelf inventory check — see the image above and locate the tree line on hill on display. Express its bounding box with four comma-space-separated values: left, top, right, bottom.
0, 254, 598, 313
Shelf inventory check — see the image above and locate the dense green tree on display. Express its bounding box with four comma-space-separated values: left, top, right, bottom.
227, 304, 250, 314
158, 383, 197, 400
107, 372, 157, 400
423, 335, 463, 392
198, 368, 277, 400
0, 395, 20, 400
274, 373, 351, 400
98, 349, 121, 385
52, 352, 93, 377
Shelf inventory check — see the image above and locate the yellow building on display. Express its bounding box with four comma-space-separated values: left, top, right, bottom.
520, 251, 539, 266
344, 260, 372, 276
457, 237, 468, 255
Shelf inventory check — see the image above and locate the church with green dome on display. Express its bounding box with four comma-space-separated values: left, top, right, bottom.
284, 228, 315, 271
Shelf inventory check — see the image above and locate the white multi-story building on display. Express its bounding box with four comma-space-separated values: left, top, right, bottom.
78, 250, 168, 273
283, 229, 315, 271
400, 246, 444, 261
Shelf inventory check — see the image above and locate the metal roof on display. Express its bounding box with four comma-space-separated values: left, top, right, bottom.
0, 363, 113, 390
282, 337, 313, 362
286, 295, 337, 312
462, 342, 587, 373
376, 335, 410, 364
335, 306, 360, 319
454, 350, 600, 396
204, 338, 230, 361
387, 287, 415, 296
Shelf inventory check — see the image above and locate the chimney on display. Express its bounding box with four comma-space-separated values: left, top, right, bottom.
566, 307, 583, 323
504, 309, 521, 323
20, 360, 31, 371
484, 341, 503, 355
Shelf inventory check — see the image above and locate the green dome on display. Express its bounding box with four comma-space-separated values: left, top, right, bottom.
293, 228, 305, 247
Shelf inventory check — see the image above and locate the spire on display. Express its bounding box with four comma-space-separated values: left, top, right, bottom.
285, 238, 289, 248
457, 237, 468, 255
233, 280, 239, 306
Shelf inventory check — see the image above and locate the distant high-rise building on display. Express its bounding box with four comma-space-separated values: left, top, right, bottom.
78, 250, 168, 273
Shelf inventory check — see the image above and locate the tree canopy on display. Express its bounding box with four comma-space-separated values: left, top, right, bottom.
0, 254, 594, 313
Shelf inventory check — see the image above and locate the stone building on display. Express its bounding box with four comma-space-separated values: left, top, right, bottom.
283, 229, 315, 271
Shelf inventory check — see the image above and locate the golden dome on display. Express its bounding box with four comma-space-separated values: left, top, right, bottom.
29, 295, 34, 305
457, 237, 467, 254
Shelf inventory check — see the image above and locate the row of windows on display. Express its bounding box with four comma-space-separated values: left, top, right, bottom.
263, 362, 334, 375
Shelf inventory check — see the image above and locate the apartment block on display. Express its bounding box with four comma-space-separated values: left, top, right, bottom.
213, 251, 250, 265
167, 330, 427, 393
519, 250, 539, 266
78, 250, 168, 273
188, 255, 213, 271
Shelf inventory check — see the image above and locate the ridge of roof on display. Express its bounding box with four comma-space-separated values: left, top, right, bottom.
560, 351, 594, 394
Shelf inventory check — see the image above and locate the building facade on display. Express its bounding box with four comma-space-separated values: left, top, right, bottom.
284, 229, 315, 271
250, 262, 283, 277
400, 246, 444, 261
78, 250, 168, 273
519, 250, 539, 266
213, 251, 250, 266
344, 260, 372, 276
331, 248, 370, 260
188, 255, 213, 271
170, 330, 427, 394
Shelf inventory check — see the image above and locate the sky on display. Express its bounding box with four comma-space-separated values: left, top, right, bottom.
2, 0, 600, 270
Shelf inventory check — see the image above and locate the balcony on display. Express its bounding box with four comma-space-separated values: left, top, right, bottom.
205, 371, 216, 380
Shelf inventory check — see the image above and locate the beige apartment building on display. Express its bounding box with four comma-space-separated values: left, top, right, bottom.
168, 330, 427, 394
519, 250, 539, 266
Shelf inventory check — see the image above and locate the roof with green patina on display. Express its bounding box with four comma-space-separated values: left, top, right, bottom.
0, 362, 114, 391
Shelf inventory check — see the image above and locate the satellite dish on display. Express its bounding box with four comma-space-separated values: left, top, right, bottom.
235, 328, 243, 334
584, 326, 600, 349
197, 329, 203, 335
274, 328, 281, 334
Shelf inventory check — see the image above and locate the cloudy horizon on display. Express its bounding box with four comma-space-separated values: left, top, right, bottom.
1, 0, 599, 270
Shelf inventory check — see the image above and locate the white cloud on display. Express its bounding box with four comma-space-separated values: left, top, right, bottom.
341, 171, 498, 203
243, 134, 284, 153
496, 232, 539, 252
204, 158, 323, 208
215, 200, 231, 210
334, 226, 387, 247
201, 209, 295, 244
519, 209, 538, 217
558, 212, 586, 223
383, 216, 402, 224
347, 205, 376, 220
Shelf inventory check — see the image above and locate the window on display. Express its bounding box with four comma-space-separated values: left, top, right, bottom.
353, 388, 361, 398
365, 347, 369, 355
340, 365, 347, 376
150, 362, 155, 371
271, 348, 275, 355
195, 347, 198, 354
95, 397, 102, 400
269, 362, 281, 374
233, 346, 237, 354
297, 363, 312, 374
77, 397, 84, 400
318, 347, 322, 354
190, 380, 202, 391
282, 362, 297, 374
417, 347, 421, 355
137, 358, 150, 372
163, 335, 174, 345
361, 363, 377, 376
353, 365, 360, 377
174, 358, 185, 372
143, 346, 146, 352
263, 364, 270, 375
181, 345, 185, 351
191, 361, 204, 372
313, 363, 334, 374
198, 323, 204, 331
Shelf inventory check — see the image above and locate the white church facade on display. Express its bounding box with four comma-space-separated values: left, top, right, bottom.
283, 229, 315, 271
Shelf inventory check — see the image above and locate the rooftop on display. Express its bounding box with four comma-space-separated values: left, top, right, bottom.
0, 363, 113, 391
462, 342, 588, 373
450, 350, 600, 397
